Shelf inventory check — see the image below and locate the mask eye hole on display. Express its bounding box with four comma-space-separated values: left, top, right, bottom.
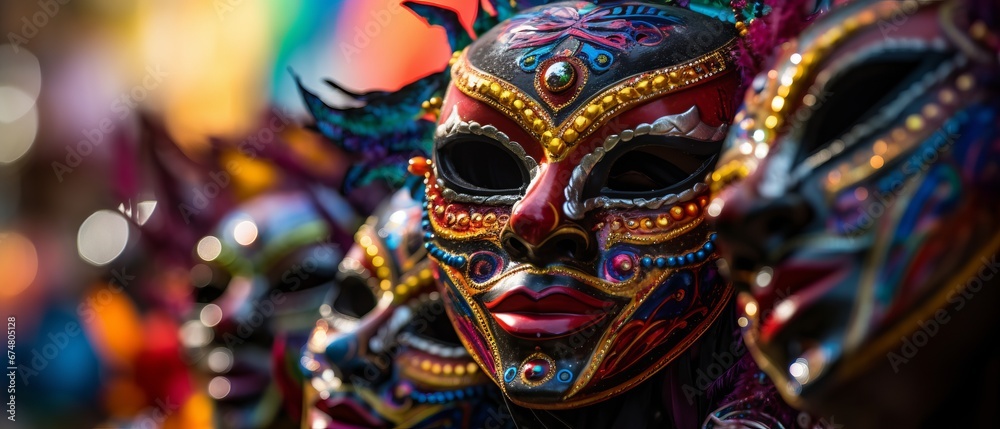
330, 275, 377, 319
267, 245, 339, 292
583, 137, 719, 199
435, 136, 529, 196
798, 51, 946, 162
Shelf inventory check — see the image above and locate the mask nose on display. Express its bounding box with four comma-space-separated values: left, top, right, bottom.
501, 224, 594, 266
714, 187, 814, 281
501, 165, 595, 266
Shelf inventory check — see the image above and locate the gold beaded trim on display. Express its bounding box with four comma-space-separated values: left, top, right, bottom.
451, 40, 736, 161
711, 2, 912, 192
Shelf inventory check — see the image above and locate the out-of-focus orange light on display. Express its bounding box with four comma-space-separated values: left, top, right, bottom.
0, 231, 38, 297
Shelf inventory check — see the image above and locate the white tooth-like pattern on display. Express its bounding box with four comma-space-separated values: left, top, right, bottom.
563, 106, 725, 219
397, 331, 469, 358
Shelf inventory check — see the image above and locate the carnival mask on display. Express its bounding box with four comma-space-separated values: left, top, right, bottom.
415, 1, 744, 408
302, 184, 507, 428
710, 0, 1000, 410
183, 188, 356, 427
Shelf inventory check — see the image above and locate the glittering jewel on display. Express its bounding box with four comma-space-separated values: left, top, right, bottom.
522, 358, 551, 382
543, 61, 576, 93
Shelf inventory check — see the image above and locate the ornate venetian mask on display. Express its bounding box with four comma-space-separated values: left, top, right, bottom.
415, 1, 745, 408
302, 184, 508, 428
710, 0, 1000, 413
182, 188, 357, 428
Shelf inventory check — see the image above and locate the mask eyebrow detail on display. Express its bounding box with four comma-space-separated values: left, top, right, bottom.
563, 106, 724, 219
435, 106, 539, 205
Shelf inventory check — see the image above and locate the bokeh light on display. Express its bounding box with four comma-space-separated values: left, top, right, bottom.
199, 303, 224, 327
196, 236, 222, 261
0, 231, 39, 297
233, 220, 258, 246
77, 210, 131, 266
207, 376, 231, 400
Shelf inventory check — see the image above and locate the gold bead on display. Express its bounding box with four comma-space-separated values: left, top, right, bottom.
563, 128, 578, 144
635, 80, 650, 95
584, 104, 602, 119
532, 118, 546, 133
573, 116, 590, 132
685, 203, 699, 217
617, 87, 636, 102
546, 137, 565, 155
652, 75, 667, 90
513, 99, 524, 110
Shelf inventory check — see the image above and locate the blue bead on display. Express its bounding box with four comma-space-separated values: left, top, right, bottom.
703, 241, 714, 252
422, 220, 430, 228
710, 233, 718, 241
667, 256, 677, 267
424, 242, 432, 249
445, 391, 455, 401
640, 256, 652, 268
424, 232, 433, 239
696, 250, 706, 260
455, 390, 464, 399
455, 256, 466, 266
556, 369, 573, 382
504, 367, 517, 382
655, 257, 666, 268
686, 253, 696, 263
